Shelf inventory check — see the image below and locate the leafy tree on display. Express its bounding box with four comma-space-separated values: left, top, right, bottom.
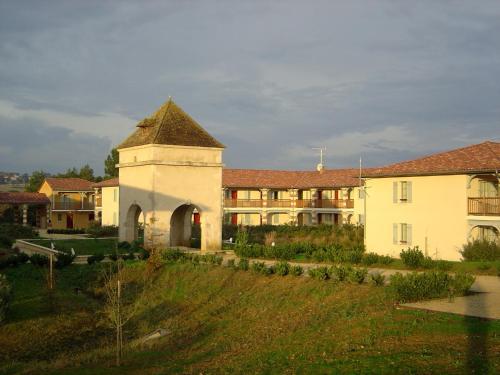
57, 167, 79, 178
104, 148, 119, 178
25, 170, 49, 192
79, 164, 95, 181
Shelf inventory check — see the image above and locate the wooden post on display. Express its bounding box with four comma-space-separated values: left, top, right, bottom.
49, 253, 54, 290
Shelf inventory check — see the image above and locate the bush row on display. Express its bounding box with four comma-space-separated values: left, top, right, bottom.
0, 224, 38, 240
86, 224, 119, 238
47, 228, 85, 235
400, 247, 454, 271
0, 251, 75, 269
390, 271, 475, 303
460, 239, 500, 261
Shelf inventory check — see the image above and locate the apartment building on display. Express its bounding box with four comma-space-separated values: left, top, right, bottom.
363, 141, 500, 261
222, 168, 363, 226
38, 178, 95, 229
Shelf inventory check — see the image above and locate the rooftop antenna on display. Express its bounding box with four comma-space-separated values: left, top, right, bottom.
312, 147, 326, 171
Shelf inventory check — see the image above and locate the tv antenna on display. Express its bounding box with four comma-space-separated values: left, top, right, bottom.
312, 147, 326, 171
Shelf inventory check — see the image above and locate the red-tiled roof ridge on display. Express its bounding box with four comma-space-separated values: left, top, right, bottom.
44, 177, 94, 191
0, 192, 50, 205
222, 168, 362, 189
362, 140, 500, 178
92, 177, 119, 188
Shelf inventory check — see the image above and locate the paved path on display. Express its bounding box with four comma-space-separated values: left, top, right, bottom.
216, 252, 500, 320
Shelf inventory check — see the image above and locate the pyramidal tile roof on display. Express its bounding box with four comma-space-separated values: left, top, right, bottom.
363, 141, 500, 178
118, 98, 225, 149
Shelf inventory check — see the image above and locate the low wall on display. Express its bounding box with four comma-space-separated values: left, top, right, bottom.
14, 240, 61, 257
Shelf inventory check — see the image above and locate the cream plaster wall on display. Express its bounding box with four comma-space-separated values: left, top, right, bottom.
101, 186, 120, 226
365, 174, 469, 261
118, 144, 223, 252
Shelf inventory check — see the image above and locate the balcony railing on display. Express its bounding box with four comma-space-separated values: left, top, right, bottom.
266, 199, 292, 208
315, 199, 354, 209
95, 196, 102, 207
52, 201, 95, 211
468, 197, 500, 216
224, 199, 354, 209
224, 199, 263, 208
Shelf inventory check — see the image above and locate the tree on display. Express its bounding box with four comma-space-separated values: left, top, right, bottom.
79, 164, 95, 181
25, 170, 49, 192
104, 148, 119, 178
57, 167, 79, 178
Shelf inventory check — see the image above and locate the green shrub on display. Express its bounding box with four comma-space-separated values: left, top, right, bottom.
0, 223, 38, 239
237, 258, 249, 271
122, 252, 135, 261
362, 252, 380, 266
226, 259, 236, 268
308, 266, 330, 280
47, 228, 85, 235
477, 262, 491, 271
16, 252, 29, 264
390, 271, 475, 303
162, 248, 186, 262
130, 239, 144, 252
202, 254, 223, 265
290, 265, 304, 276
117, 241, 131, 250
87, 253, 105, 265
137, 248, 150, 260
370, 272, 386, 286
0, 236, 13, 249
460, 239, 500, 261
109, 253, 119, 262
330, 264, 350, 281
0, 274, 11, 324
378, 255, 394, 265
400, 246, 425, 268
251, 261, 267, 274
29, 253, 49, 267
275, 261, 290, 276
348, 268, 368, 284
86, 223, 118, 238
55, 251, 75, 268
434, 260, 453, 271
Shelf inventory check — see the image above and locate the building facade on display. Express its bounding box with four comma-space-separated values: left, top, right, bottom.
363, 141, 500, 261
38, 178, 95, 229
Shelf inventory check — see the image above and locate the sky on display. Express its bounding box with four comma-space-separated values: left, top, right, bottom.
0, 0, 499, 175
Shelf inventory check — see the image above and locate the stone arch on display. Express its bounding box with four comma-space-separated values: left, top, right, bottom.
170, 204, 201, 248
123, 204, 144, 243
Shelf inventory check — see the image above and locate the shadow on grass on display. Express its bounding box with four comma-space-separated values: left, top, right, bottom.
465, 293, 490, 373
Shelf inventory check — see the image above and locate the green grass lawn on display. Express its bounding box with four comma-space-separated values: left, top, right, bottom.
26, 238, 122, 256
1, 262, 499, 374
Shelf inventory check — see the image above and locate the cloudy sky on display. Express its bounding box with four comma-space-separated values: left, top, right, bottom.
1, 0, 499, 175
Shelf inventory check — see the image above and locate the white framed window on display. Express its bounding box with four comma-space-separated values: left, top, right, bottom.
393, 181, 412, 203
393, 223, 412, 245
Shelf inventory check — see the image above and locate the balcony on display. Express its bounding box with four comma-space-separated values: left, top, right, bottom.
315, 199, 354, 209
95, 195, 102, 207
52, 201, 95, 211
224, 199, 354, 209
468, 197, 500, 216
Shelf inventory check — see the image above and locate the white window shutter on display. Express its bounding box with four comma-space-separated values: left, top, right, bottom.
407, 182, 412, 203
407, 224, 412, 246
393, 182, 398, 203
393, 223, 398, 244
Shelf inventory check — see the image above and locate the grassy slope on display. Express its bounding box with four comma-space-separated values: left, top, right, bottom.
1, 263, 500, 374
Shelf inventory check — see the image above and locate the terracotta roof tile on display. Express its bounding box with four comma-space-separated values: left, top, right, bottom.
92, 178, 119, 188
222, 168, 361, 189
362, 141, 500, 178
44, 178, 94, 191
118, 98, 225, 149
0, 192, 50, 205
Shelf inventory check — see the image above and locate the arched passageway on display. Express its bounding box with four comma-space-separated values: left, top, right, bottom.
124, 204, 144, 243
170, 204, 201, 248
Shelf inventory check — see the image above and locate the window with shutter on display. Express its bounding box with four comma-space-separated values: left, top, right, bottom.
393, 223, 398, 244
400, 223, 408, 244
393, 182, 398, 203
407, 224, 412, 245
